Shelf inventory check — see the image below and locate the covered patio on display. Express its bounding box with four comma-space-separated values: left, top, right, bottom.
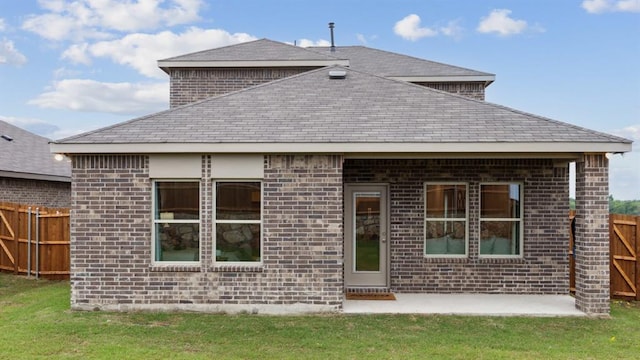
343, 294, 586, 317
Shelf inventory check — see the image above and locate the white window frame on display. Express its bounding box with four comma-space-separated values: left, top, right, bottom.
479, 182, 524, 258
423, 182, 469, 258
213, 180, 263, 266
151, 179, 201, 265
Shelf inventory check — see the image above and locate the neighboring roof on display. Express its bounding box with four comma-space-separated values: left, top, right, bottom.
308, 46, 495, 84
0, 120, 71, 182
52, 66, 631, 156
158, 39, 348, 72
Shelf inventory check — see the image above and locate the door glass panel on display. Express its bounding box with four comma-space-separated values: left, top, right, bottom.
354, 192, 381, 272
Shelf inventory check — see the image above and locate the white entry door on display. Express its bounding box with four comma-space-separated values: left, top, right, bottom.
344, 184, 389, 287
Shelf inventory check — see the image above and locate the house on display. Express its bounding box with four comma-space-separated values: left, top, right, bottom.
1, 120, 70, 207
51, 39, 632, 315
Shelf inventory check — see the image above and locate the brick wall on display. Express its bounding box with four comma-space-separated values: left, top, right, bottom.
344, 158, 569, 294
0, 177, 70, 207
413, 82, 486, 100
169, 67, 318, 107
70, 154, 572, 312
169, 68, 488, 107
574, 154, 610, 315
70, 154, 343, 313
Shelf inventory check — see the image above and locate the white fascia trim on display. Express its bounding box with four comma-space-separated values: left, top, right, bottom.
387, 75, 496, 83
50, 142, 632, 155
158, 59, 350, 69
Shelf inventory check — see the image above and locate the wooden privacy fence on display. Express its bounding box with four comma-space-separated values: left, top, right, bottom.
1, 200, 637, 294
609, 214, 640, 300
569, 212, 640, 301
0, 202, 70, 280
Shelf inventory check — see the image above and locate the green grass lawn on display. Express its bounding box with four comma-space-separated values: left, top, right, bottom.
1, 273, 639, 359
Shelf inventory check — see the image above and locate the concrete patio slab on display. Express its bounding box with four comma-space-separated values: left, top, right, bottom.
343, 294, 586, 317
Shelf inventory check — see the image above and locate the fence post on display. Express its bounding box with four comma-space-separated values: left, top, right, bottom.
13, 204, 19, 275
609, 214, 614, 299
27, 207, 31, 277
35, 208, 39, 279
637, 215, 640, 301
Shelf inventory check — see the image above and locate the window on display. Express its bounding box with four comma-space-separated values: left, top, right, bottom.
214, 181, 262, 263
424, 183, 468, 256
480, 183, 523, 256
153, 181, 200, 263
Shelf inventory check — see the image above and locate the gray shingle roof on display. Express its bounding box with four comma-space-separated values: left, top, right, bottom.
160, 38, 342, 62
0, 120, 71, 181
56, 66, 629, 146
159, 38, 492, 80
308, 46, 494, 78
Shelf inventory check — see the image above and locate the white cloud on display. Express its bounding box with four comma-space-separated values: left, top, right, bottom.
296, 39, 331, 47
393, 15, 465, 41
0, 18, 6, 31
477, 9, 528, 36
61, 43, 91, 65
53, 66, 83, 79
440, 20, 464, 40
0, 38, 27, 66
394, 14, 438, 41
616, 0, 640, 11
22, 0, 204, 41
582, 0, 612, 13
22, 12, 111, 41
355, 34, 378, 45
582, 0, 640, 13
28, 79, 169, 115
62, 27, 256, 78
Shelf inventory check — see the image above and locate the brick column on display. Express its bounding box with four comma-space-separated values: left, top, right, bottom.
574, 154, 610, 315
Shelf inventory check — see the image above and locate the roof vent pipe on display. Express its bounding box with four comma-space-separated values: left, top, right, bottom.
329, 22, 335, 52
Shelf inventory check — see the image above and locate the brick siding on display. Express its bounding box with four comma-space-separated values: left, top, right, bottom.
70, 154, 343, 313
169, 69, 487, 107
169, 68, 318, 107
412, 82, 486, 100
574, 154, 610, 315
344, 158, 569, 294
70, 155, 576, 312
0, 177, 70, 207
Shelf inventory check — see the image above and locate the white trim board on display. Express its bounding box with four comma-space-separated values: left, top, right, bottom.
51, 141, 632, 155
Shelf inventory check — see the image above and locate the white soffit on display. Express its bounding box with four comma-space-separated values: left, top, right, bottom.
149, 154, 201, 178
387, 75, 496, 83
212, 154, 264, 179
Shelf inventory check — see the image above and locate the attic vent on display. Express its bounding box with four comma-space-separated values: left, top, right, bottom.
329, 70, 347, 79
1, 134, 13, 141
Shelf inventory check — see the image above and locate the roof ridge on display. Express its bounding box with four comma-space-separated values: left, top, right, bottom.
158, 38, 271, 61
159, 38, 343, 62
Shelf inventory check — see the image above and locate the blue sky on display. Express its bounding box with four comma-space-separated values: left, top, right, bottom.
1, 0, 638, 199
